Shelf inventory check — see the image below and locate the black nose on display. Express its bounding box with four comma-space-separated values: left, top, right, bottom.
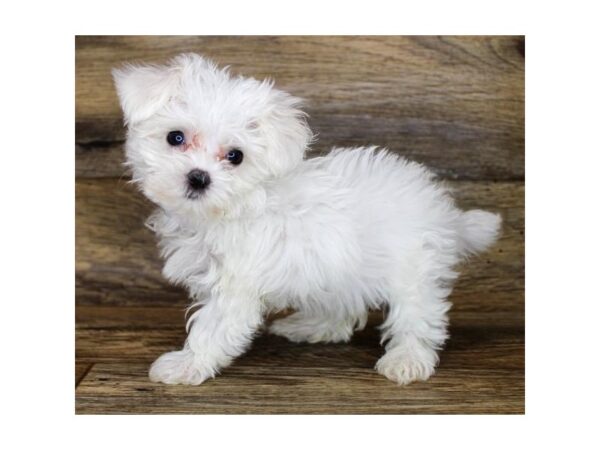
187, 169, 211, 191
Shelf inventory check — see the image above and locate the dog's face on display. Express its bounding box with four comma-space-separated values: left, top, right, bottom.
113, 54, 312, 218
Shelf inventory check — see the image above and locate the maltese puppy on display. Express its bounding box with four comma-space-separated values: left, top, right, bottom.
113, 54, 501, 386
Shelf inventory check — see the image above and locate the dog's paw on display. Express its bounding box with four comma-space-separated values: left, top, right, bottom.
269, 313, 353, 344
149, 349, 214, 385
375, 347, 438, 385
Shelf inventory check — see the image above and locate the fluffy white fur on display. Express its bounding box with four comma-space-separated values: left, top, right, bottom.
113, 54, 501, 386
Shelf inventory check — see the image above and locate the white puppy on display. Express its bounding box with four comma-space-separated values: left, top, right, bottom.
113, 54, 501, 385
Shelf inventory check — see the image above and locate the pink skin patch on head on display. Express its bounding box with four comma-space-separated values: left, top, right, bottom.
181, 133, 226, 161
181, 133, 203, 152
214, 147, 227, 161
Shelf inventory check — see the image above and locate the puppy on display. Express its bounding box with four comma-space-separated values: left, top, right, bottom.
113, 54, 501, 385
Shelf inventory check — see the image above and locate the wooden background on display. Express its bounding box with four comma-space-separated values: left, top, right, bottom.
75, 36, 524, 414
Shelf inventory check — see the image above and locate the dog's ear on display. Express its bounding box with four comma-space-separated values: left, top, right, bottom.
260, 89, 313, 177
112, 62, 181, 125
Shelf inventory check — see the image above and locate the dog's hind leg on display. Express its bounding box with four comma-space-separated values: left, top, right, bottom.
269, 310, 368, 344
375, 246, 456, 385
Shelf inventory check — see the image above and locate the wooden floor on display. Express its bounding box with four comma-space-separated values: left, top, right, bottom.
75, 36, 524, 414
76, 308, 523, 414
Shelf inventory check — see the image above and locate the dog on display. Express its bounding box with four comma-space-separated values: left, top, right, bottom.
113, 53, 501, 385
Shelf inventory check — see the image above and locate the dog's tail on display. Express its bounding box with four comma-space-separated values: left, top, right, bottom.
457, 209, 502, 257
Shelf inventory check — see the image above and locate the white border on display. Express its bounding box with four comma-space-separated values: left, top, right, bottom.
3, 0, 600, 448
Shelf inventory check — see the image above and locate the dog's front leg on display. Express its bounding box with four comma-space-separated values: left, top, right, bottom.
149, 288, 264, 385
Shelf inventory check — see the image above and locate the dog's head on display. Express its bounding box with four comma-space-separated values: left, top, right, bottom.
113, 53, 312, 218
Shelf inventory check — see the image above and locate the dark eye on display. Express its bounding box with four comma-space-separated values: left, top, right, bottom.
167, 131, 185, 146
226, 149, 244, 165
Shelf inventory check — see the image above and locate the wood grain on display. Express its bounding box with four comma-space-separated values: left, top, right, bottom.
76, 363, 523, 414
76, 309, 523, 362
75, 36, 524, 180
75, 312, 523, 414
76, 305, 523, 330
76, 178, 524, 313
76, 363, 93, 387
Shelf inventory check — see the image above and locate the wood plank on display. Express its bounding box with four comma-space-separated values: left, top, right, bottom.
76, 363, 523, 414
76, 178, 524, 314
76, 36, 524, 180
75, 323, 524, 414
76, 323, 523, 368
77, 305, 187, 329
76, 305, 524, 330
